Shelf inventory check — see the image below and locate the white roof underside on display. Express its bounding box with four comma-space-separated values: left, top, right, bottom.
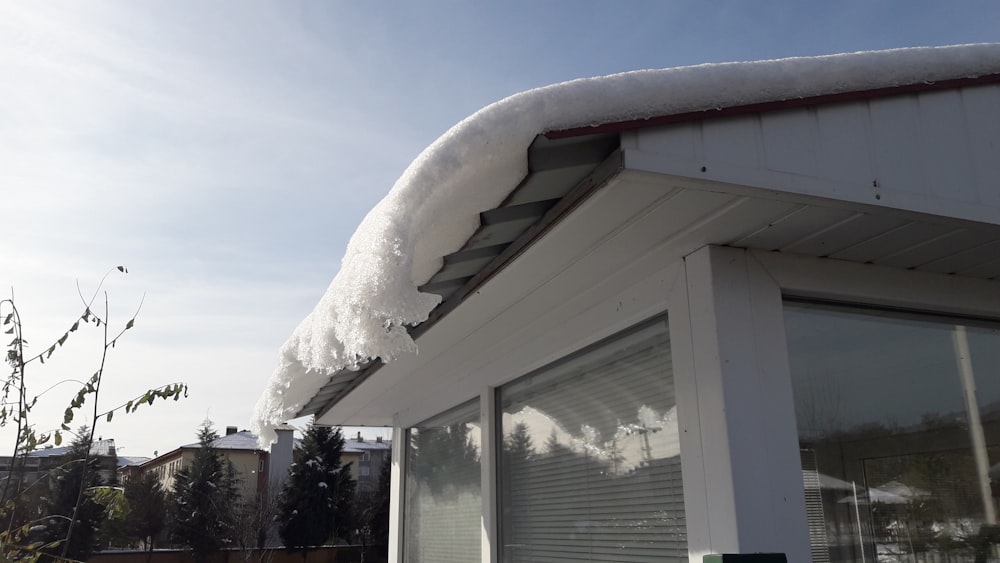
253, 44, 1000, 444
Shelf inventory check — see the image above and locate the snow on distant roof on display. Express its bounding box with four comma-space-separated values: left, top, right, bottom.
343, 439, 392, 453
182, 430, 264, 451
26, 446, 70, 458
252, 44, 1000, 445
118, 456, 151, 467
27, 438, 118, 458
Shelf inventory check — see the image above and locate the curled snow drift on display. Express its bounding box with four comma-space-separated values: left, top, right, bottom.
253, 44, 1000, 444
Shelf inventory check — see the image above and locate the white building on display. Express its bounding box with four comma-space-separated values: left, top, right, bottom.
257, 45, 1000, 562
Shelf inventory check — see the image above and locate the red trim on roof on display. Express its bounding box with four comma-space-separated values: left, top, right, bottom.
545, 74, 1000, 140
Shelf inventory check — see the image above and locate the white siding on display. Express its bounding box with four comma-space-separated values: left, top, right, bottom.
626, 84, 1000, 226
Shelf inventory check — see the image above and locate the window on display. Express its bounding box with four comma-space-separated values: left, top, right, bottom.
360, 466, 370, 477
786, 302, 1000, 563
404, 400, 481, 563
498, 317, 686, 562
362, 452, 371, 461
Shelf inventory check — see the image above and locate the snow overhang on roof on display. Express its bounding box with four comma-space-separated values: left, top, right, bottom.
252, 44, 1000, 445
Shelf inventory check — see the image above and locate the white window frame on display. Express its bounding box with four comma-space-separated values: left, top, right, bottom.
667, 245, 1000, 563
384, 241, 1000, 563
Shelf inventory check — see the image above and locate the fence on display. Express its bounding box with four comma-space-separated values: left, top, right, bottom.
89, 545, 387, 563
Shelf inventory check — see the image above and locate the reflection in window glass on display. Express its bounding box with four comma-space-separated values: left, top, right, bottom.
404, 401, 481, 563
786, 303, 1000, 563
499, 317, 686, 562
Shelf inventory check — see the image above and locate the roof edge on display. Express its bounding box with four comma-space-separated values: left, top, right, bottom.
545, 73, 1000, 140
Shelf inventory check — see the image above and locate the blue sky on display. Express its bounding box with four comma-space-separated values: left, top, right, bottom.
1, 1, 997, 458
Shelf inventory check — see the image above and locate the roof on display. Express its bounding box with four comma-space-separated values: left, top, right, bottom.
135, 429, 270, 471
252, 44, 1000, 443
342, 439, 392, 454
26, 438, 117, 458
181, 430, 265, 451
117, 456, 151, 468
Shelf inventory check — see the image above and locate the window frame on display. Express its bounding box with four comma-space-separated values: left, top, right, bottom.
757, 249, 1000, 561
388, 246, 1000, 563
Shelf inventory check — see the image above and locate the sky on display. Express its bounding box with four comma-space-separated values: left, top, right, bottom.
1, 1, 997, 459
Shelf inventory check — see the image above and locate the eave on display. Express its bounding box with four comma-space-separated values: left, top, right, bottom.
301, 73, 1000, 423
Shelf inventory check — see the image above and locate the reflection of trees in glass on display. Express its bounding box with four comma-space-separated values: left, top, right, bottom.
406, 420, 481, 563
503, 423, 534, 468
542, 404, 673, 475
795, 377, 846, 440
866, 449, 982, 559
544, 429, 569, 456
505, 419, 684, 560
807, 415, 993, 562
410, 423, 479, 496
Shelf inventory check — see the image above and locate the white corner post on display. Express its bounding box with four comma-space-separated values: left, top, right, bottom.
668, 245, 810, 562
388, 419, 407, 563
480, 387, 499, 563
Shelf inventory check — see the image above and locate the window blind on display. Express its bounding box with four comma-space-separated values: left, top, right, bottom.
404, 400, 481, 563
499, 317, 687, 562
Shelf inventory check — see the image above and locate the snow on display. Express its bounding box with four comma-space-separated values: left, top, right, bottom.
252, 44, 1000, 445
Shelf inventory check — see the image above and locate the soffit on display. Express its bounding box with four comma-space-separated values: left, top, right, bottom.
322, 170, 1000, 427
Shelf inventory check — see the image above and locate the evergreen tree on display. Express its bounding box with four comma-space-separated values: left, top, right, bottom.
366, 460, 391, 559
34, 427, 106, 562
278, 424, 355, 559
124, 471, 167, 559
170, 422, 239, 563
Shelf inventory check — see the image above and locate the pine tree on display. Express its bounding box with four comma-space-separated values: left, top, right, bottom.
366, 460, 391, 559
124, 471, 167, 559
170, 422, 239, 563
278, 424, 355, 559
34, 427, 106, 562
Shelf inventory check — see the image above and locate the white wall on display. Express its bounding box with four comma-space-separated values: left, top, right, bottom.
624, 84, 1000, 227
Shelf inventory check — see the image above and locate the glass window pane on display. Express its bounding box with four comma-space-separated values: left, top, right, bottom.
404, 400, 481, 563
786, 302, 1000, 563
498, 317, 686, 562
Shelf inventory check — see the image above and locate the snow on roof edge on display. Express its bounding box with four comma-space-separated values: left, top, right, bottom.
252, 44, 1000, 446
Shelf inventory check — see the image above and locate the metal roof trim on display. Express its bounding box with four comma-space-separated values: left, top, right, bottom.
544, 73, 1000, 140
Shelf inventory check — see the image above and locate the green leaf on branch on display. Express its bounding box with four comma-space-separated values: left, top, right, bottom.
54, 430, 62, 446
87, 486, 129, 520
106, 411, 113, 422
125, 319, 134, 330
